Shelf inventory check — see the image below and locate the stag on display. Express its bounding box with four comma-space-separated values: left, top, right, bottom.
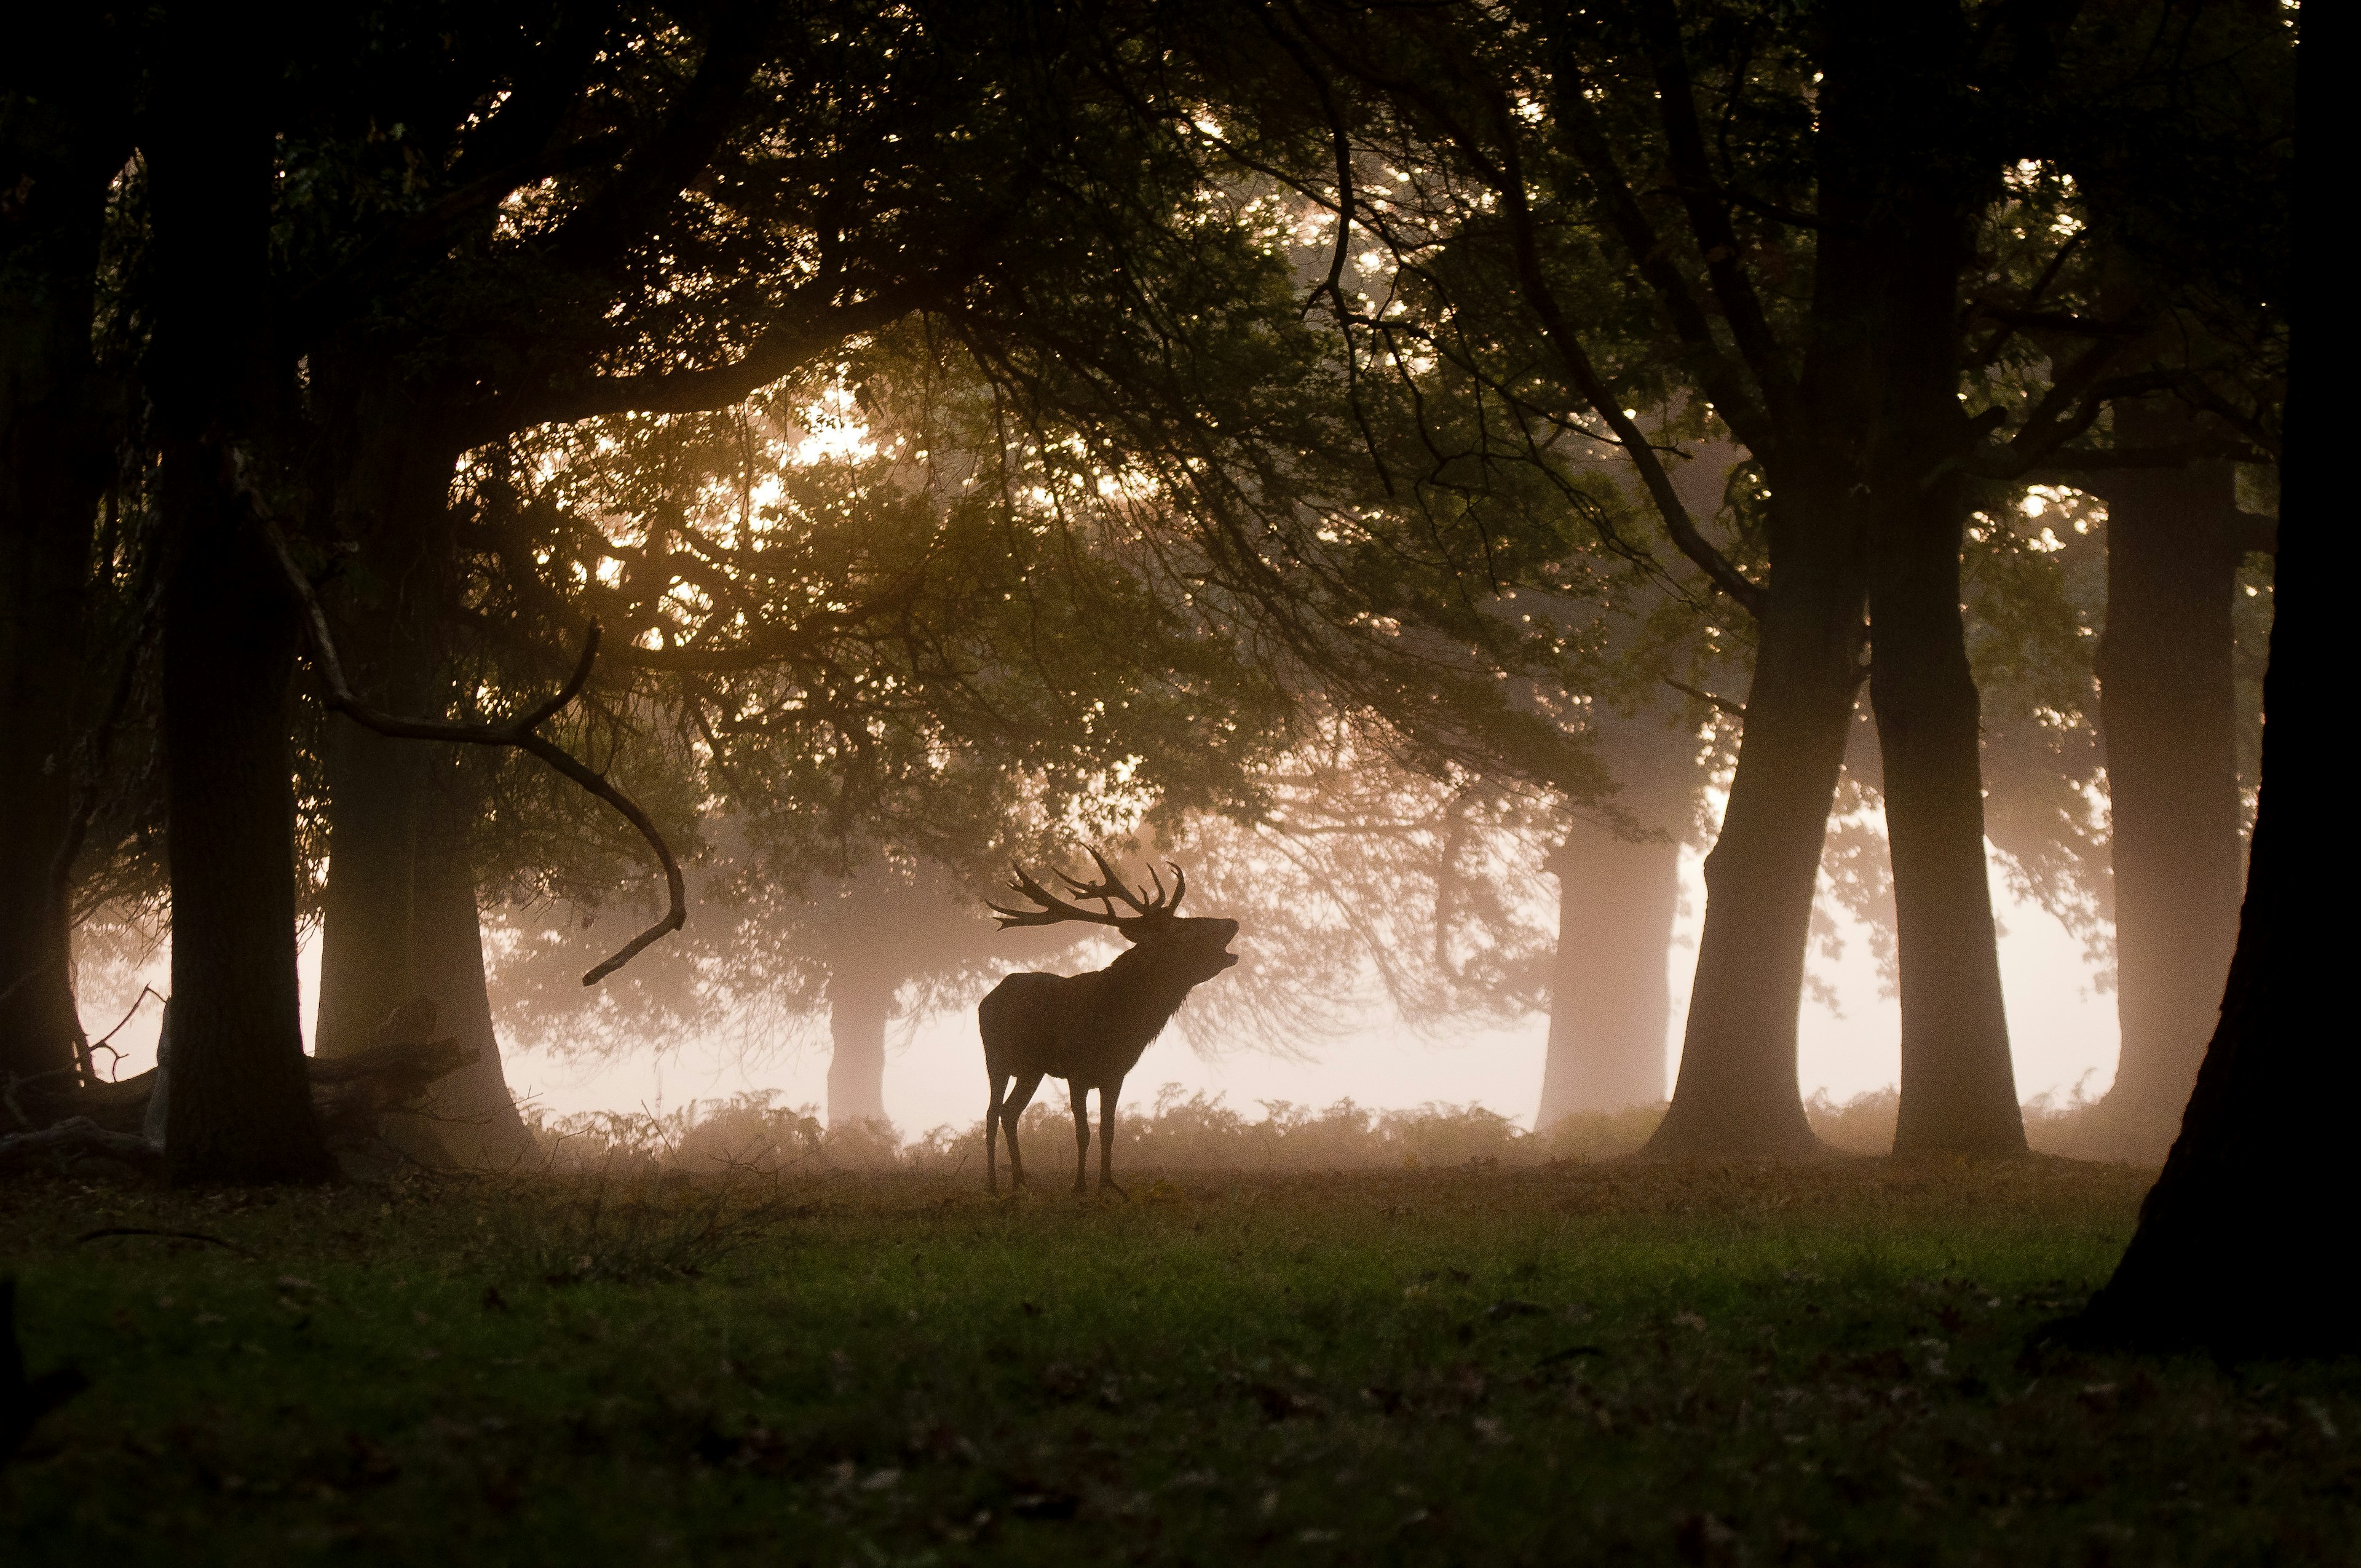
979, 851, 1238, 1196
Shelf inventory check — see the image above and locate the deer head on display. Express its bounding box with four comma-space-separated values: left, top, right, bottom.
986, 848, 1240, 984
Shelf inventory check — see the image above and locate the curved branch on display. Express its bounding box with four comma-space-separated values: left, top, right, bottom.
263, 523, 684, 985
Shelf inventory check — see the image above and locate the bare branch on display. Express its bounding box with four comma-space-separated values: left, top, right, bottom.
1256, 7, 1357, 314
1664, 676, 1745, 720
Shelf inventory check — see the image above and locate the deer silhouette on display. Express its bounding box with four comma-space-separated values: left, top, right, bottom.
979, 851, 1238, 1196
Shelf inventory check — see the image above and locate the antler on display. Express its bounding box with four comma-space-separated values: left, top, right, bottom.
987, 849, 1189, 932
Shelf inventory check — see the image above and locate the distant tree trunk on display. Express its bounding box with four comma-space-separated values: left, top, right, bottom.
1537, 819, 1678, 1122
825, 964, 895, 1127
1644, 511, 1860, 1159
146, 33, 331, 1184
1870, 224, 2025, 1156
2085, 402, 2248, 1160
0, 82, 120, 1086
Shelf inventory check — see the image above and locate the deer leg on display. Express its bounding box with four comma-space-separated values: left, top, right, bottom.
1002, 1072, 1044, 1190
1069, 1080, 1091, 1196
986, 1073, 1005, 1195
1098, 1077, 1128, 1200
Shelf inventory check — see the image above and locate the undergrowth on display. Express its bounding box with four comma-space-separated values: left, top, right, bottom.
526, 1083, 2118, 1178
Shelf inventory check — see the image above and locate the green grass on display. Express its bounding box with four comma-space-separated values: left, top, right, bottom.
4, 1158, 2354, 1565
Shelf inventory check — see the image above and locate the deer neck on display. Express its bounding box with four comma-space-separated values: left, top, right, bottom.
1101, 943, 1203, 1040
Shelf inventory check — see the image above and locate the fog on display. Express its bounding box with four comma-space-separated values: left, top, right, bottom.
77, 834, 2115, 1141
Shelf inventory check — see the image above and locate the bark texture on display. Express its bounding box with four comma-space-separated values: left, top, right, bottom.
1674, 4, 2025, 1161
1646, 9, 1995, 1158
0, 57, 121, 1085
314, 716, 437, 1061
310, 378, 457, 1058
0, 313, 97, 1086
2084, 402, 2249, 1160
146, 31, 331, 1184
317, 717, 533, 1166
1645, 488, 1862, 1158
156, 477, 331, 1184
400, 819, 534, 1166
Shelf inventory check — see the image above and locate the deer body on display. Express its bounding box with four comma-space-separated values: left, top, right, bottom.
978, 854, 1237, 1195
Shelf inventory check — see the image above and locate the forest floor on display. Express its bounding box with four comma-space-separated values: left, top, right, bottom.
4, 1156, 2355, 1566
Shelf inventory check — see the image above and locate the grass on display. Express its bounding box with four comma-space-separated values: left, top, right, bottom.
4, 1156, 2355, 1566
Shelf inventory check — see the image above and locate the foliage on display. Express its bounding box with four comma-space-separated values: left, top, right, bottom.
8, 1162, 2354, 1565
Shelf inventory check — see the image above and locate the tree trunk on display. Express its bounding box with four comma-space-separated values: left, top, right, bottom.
825, 965, 895, 1127
0, 322, 97, 1088
1643, 517, 1861, 1158
1843, 11, 2022, 1158
309, 366, 457, 1051
304, 368, 534, 1162
1872, 491, 2027, 1155
314, 719, 436, 1059
1870, 299, 2025, 1158
146, 33, 331, 1185
156, 464, 331, 1184
1641, 8, 1966, 1160
1537, 818, 1679, 1122
2071, 247, 2330, 1356
315, 665, 533, 1165
2084, 403, 2248, 1160
401, 799, 536, 1166
0, 81, 120, 1087
2069, 26, 2331, 1356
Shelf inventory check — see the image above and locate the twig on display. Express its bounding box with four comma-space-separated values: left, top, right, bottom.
73, 1227, 254, 1257
89, 986, 164, 1059
258, 519, 684, 984
1664, 678, 1746, 720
